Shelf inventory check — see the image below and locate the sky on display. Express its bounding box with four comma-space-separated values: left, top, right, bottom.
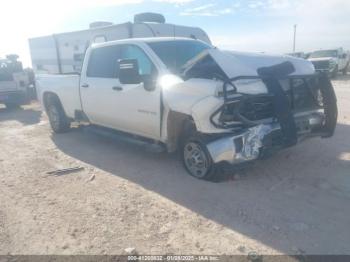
0, 0, 349, 67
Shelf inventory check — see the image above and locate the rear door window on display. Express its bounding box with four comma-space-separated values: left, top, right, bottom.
87, 45, 121, 78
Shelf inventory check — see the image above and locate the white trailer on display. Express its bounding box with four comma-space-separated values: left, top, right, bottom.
29, 13, 211, 74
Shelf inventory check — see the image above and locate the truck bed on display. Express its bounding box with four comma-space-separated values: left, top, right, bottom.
36, 74, 82, 118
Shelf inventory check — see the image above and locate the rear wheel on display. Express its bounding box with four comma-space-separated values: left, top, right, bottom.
47, 100, 70, 133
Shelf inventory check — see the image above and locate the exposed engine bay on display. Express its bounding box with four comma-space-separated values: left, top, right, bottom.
181, 50, 337, 164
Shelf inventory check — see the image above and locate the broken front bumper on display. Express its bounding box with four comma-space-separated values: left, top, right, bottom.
207, 111, 325, 164
207, 66, 337, 165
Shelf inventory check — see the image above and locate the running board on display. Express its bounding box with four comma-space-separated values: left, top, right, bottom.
82, 125, 166, 153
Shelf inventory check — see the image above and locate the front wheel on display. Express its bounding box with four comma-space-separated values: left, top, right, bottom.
182, 136, 220, 181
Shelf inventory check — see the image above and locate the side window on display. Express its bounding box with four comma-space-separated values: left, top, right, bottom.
87, 45, 120, 78
120, 45, 155, 76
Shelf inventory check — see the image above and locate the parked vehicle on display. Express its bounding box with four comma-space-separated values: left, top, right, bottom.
0, 55, 33, 109
308, 48, 349, 78
29, 13, 211, 75
36, 38, 337, 180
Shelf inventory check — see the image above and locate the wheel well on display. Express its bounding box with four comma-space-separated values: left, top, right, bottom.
166, 111, 196, 152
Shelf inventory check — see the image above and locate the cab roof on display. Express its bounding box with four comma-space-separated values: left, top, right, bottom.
91, 37, 208, 49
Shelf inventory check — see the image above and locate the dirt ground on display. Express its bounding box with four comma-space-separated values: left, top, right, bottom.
0, 75, 350, 256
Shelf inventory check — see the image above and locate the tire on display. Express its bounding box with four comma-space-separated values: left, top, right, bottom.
46, 99, 70, 133
181, 134, 220, 181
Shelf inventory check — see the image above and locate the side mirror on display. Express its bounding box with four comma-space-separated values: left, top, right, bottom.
143, 75, 156, 92
118, 59, 141, 85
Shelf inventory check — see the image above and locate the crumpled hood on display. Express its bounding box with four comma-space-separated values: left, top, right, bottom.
164, 49, 318, 126
207, 49, 315, 78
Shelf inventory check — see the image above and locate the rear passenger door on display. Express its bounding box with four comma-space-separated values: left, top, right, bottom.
80, 45, 124, 129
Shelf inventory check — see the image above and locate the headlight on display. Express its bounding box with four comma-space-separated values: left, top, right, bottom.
159, 74, 183, 90
233, 79, 268, 95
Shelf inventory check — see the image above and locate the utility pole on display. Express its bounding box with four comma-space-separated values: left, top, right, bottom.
293, 24, 297, 53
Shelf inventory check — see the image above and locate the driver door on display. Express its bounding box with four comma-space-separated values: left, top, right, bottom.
114, 44, 161, 139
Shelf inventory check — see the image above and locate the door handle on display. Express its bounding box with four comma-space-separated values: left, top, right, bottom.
81, 83, 89, 88
112, 86, 123, 91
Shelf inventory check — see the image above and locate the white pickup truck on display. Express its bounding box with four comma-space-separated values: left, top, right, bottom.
308, 48, 350, 78
36, 38, 338, 181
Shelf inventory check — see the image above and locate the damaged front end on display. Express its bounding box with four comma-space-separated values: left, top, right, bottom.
205, 62, 338, 165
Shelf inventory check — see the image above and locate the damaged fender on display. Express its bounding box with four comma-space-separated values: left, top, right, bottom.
162, 77, 225, 133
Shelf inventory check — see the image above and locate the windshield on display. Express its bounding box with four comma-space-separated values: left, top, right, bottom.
309, 50, 338, 58
147, 40, 212, 74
